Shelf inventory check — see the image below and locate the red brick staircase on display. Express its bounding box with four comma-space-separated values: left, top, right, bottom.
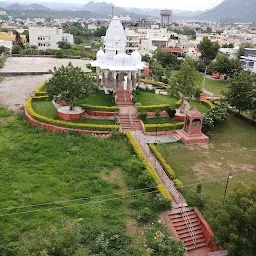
116, 89, 143, 131
163, 207, 211, 254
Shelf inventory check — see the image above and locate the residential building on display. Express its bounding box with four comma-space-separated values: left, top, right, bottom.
219, 47, 239, 59
0, 31, 26, 45
28, 27, 73, 50
125, 29, 140, 54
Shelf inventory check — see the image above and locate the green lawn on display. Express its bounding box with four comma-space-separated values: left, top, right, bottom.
136, 91, 178, 108
76, 90, 114, 106
32, 101, 116, 125
0, 108, 170, 254
157, 114, 256, 203
189, 100, 210, 113
199, 75, 228, 96
143, 118, 180, 125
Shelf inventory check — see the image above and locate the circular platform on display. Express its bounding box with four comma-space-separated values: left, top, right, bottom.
57, 106, 84, 121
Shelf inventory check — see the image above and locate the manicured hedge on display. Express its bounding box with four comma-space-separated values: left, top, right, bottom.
202, 99, 215, 109
141, 79, 169, 89
82, 104, 120, 112
137, 104, 170, 113
149, 144, 183, 191
35, 83, 47, 96
27, 97, 120, 131
125, 131, 172, 201
144, 122, 184, 132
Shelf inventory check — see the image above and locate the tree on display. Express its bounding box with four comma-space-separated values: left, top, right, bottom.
203, 101, 228, 133
0, 46, 7, 54
94, 26, 107, 37
208, 54, 242, 76
225, 70, 256, 114
151, 63, 164, 81
22, 30, 29, 42
205, 183, 256, 256
142, 54, 151, 63
46, 63, 97, 110
154, 49, 180, 69
14, 30, 24, 49
169, 57, 202, 98
74, 37, 83, 45
237, 42, 255, 58
198, 37, 220, 64
57, 41, 72, 49
12, 44, 22, 54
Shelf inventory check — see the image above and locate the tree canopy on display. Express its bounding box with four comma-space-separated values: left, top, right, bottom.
208, 54, 242, 76
225, 70, 256, 114
205, 183, 256, 256
169, 57, 202, 98
198, 37, 220, 64
46, 63, 97, 110
57, 41, 72, 50
153, 49, 180, 70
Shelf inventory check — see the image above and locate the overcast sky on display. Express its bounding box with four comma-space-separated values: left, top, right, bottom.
19, 0, 224, 11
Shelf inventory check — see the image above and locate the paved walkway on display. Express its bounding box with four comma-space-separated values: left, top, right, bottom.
133, 130, 176, 143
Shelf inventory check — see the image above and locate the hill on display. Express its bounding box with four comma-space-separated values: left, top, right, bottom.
7, 3, 50, 11
198, 0, 256, 22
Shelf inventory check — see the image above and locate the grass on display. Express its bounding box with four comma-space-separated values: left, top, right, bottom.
0, 108, 166, 254
199, 75, 228, 96
157, 114, 256, 203
76, 90, 114, 106
32, 100, 116, 125
143, 118, 180, 125
136, 91, 178, 108
189, 100, 210, 113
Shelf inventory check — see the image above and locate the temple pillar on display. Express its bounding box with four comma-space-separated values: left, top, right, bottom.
112, 71, 117, 91
127, 71, 132, 91
137, 70, 141, 87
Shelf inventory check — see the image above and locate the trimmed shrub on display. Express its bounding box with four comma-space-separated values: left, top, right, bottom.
35, 83, 47, 96
82, 104, 119, 113
138, 112, 147, 122
202, 99, 215, 109
166, 108, 176, 118
125, 131, 172, 202
137, 104, 170, 113
26, 97, 120, 131
144, 122, 184, 132
174, 179, 183, 191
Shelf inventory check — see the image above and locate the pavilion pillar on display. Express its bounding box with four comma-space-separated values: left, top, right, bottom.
96, 67, 100, 82
112, 71, 117, 91
137, 70, 141, 87
104, 70, 109, 88
127, 71, 132, 91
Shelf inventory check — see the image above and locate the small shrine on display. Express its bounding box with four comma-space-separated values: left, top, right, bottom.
91, 16, 146, 92
175, 108, 209, 145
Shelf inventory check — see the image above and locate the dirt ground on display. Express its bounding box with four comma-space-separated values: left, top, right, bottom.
0, 57, 91, 73
0, 75, 52, 111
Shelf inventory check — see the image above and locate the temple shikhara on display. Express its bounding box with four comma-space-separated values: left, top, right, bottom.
91, 16, 146, 92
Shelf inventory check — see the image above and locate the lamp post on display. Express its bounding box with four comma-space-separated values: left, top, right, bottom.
224, 173, 232, 200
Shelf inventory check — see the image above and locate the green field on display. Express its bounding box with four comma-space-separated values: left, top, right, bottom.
199, 76, 228, 96
76, 90, 114, 106
189, 100, 210, 113
0, 108, 172, 255
136, 91, 178, 108
157, 114, 256, 203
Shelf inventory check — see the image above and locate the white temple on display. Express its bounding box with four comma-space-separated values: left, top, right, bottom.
91, 16, 146, 91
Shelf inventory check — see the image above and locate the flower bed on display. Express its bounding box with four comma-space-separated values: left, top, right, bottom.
26, 97, 120, 132
144, 122, 184, 132
125, 131, 172, 201
148, 144, 183, 191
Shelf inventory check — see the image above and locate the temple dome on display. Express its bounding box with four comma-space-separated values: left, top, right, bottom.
114, 53, 132, 67
96, 48, 106, 64
131, 50, 142, 65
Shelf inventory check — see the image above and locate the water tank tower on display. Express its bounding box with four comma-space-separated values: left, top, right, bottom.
160, 9, 172, 27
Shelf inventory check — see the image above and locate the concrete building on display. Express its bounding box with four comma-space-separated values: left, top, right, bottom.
241, 48, 256, 73
125, 29, 140, 54
29, 27, 74, 50
91, 16, 146, 92
160, 9, 172, 27
219, 47, 239, 59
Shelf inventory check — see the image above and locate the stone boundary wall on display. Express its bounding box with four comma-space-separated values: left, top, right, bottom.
24, 106, 112, 136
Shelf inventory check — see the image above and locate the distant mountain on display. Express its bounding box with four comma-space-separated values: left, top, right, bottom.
198, 0, 256, 22
7, 3, 50, 11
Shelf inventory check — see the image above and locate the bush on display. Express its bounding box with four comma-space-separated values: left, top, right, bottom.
144, 122, 184, 132
138, 112, 147, 122
174, 179, 183, 191
56, 50, 64, 58
82, 104, 119, 113
166, 108, 176, 118
137, 207, 152, 223
137, 170, 155, 189
194, 87, 202, 99
152, 194, 170, 211
137, 104, 170, 113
